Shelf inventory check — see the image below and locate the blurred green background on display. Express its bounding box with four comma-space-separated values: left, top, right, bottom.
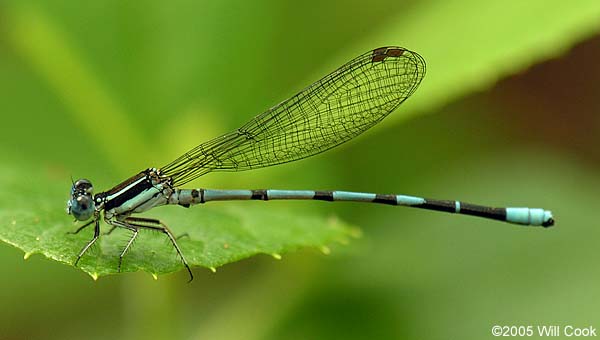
1, 0, 600, 339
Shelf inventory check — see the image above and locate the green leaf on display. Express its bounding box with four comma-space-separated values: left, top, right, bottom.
0, 166, 358, 279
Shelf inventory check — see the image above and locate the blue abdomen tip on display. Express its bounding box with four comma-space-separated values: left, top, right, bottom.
506, 208, 554, 227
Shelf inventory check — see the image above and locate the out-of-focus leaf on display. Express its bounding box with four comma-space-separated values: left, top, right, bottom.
345, 0, 600, 123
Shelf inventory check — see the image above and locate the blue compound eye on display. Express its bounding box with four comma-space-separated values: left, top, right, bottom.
67, 179, 95, 221
68, 195, 95, 221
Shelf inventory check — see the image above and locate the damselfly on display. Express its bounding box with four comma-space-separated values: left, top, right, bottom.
67, 47, 554, 281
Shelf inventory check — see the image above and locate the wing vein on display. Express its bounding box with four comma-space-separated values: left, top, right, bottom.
160, 47, 426, 186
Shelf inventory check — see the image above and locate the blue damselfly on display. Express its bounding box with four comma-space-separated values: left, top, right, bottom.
67, 47, 554, 281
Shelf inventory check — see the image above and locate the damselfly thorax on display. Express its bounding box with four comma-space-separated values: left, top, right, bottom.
96, 168, 174, 219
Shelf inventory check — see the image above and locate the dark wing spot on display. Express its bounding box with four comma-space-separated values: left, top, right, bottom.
371, 47, 406, 63
372, 54, 386, 62
386, 48, 405, 57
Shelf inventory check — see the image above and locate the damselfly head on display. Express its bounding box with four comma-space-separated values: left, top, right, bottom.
67, 179, 95, 221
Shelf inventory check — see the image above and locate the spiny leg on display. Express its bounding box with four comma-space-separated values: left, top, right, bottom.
68, 219, 94, 235
125, 216, 193, 282
74, 215, 100, 267
106, 219, 139, 272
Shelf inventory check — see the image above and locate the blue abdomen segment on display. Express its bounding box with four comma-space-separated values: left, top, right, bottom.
170, 189, 554, 227
506, 208, 554, 227
172, 189, 428, 206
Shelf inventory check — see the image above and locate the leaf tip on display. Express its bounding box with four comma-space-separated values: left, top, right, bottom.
151, 273, 158, 280
90, 272, 99, 281
320, 246, 331, 255
23, 252, 33, 260
209, 267, 217, 273
271, 253, 282, 260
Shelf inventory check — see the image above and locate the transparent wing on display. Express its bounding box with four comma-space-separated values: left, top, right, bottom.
161, 47, 426, 186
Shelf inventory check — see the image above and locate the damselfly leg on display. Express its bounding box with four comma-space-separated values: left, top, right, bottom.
104, 219, 139, 272
123, 216, 193, 282
72, 215, 193, 281
73, 212, 101, 267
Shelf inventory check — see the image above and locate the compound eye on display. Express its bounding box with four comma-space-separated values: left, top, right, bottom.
68, 194, 95, 221
72, 179, 94, 195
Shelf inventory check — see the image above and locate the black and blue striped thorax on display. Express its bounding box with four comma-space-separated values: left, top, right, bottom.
95, 168, 174, 219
